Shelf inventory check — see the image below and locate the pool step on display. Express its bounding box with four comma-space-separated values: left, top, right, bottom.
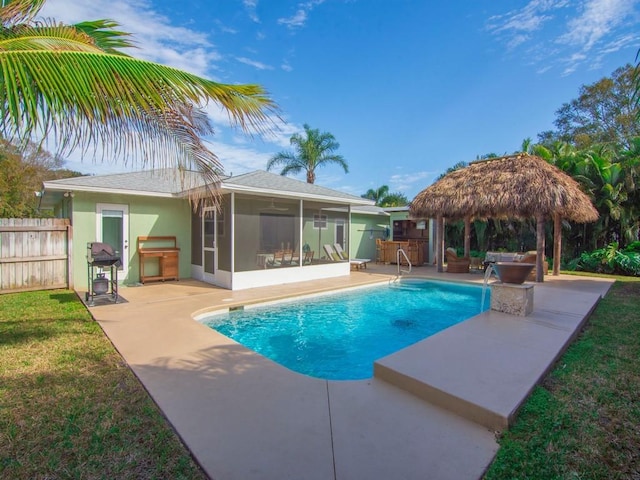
387, 283, 425, 293
374, 358, 509, 432
373, 294, 601, 432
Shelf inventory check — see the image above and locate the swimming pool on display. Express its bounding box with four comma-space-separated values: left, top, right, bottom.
201, 279, 489, 380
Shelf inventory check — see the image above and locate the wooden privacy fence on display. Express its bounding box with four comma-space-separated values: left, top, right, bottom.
0, 218, 73, 294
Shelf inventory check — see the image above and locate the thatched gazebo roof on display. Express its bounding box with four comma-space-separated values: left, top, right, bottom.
409, 153, 598, 281
410, 153, 598, 223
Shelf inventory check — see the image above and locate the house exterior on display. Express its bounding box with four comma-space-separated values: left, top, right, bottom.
41, 169, 383, 291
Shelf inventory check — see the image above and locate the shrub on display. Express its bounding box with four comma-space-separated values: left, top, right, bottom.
569, 243, 640, 276
623, 241, 640, 253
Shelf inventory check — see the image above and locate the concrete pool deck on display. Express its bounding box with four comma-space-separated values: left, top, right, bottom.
84, 266, 614, 480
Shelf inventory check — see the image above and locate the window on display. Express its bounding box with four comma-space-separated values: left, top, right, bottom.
313, 214, 327, 229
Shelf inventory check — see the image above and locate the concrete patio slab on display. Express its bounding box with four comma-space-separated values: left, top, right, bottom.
374, 278, 612, 431
329, 379, 497, 480
84, 266, 614, 479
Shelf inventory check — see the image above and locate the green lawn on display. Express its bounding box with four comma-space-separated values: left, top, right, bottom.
0, 289, 206, 480
485, 278, 640, 479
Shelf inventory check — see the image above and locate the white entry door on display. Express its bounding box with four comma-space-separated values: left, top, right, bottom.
203, 207, 217, 283
96, 203, 129, 273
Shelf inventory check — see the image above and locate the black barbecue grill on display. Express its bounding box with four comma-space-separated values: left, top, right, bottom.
86, 242, 121, 306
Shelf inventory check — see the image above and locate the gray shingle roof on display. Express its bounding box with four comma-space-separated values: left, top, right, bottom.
351, 205, 390, 216
43, 169, 373, 205
43, 169, 205, 195
222, 170, 371, 204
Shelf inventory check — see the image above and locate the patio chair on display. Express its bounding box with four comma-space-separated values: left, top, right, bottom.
323, 244, 342, 261
334, 243, 347, 260
445, 247, 470, 273
333, 243, 371, 269
266, 250, 285, 268
518, 251, 548, 280
303, 250, 314, 265
281, 250, 294, 266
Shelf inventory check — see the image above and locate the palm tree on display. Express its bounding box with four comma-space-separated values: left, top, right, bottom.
267, 124, 348, 184
379, 192, 408, 207
0, 0, 276, 202
361, 185, 389, 205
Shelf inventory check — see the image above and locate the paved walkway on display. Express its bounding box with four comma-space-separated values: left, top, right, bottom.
85, 266, 614, 480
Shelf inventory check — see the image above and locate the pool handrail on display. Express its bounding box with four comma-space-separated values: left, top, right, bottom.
397, 248, 412, 275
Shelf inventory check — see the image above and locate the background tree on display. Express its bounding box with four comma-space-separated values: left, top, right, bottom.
0, 0, 276, 204
361, 185, 408, 207
379, 192, 408, 207
267, 124, 348, 184
538, 64, 639, 150
361, 185, 389, 205
435, 161, 468, 181
0, 140, 83, 217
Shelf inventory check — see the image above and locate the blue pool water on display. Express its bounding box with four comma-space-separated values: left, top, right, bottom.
201, 279, 489, 380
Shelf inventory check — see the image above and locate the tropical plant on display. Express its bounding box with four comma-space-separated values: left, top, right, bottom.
568, 242, 640, 276
435, 161, 467, 181
624, 241, 640, 253
361, 185, 408, 207
361, 185, 389, 205
267, 124, 348, 184
379, 192, 408, 207
0, 0, 276, 203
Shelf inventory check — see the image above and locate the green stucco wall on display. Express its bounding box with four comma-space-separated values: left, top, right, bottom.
70, 192, 191, 287
350, 214, 389, 259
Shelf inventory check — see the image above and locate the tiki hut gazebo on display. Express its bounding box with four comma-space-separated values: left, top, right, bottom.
409, 154, 598, 282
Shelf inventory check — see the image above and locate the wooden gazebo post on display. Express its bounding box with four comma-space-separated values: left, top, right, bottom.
536, 213, 545, 283
553, 213, 561, 275
436, 214, 444, 273
464, 216, 471, 258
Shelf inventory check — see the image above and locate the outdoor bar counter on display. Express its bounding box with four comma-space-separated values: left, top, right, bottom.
380, 240, 426, 265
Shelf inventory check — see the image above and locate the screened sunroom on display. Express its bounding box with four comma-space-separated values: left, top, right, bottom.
190, 171, 374, 290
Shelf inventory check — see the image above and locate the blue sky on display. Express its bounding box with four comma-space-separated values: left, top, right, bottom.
41, 0, 640, 199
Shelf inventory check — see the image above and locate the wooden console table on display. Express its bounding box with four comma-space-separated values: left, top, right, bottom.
137, 236, 180, 284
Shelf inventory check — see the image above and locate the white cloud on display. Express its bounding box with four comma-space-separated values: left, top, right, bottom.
486, 0, 640, 74
215, 20, 238, 35
486, 0, 566, 37
243, 0, 260, 23
278, 9, 308, 29
598, 32, 639, 54
277, 0, 326, 30
389, 171, 435, 194
40, 0, 221, 78
207, 141, 273, 175
236, 56, 274, 70
559, 0, 636, 50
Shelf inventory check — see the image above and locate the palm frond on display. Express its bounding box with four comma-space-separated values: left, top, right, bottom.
280, 163, 303, 177
73, 20, 134, 54
319, 154, 348, 173
0, 0, 45, 26
0, 50, 278, 158
0, 23, 107, 52
266, 151, 296, 171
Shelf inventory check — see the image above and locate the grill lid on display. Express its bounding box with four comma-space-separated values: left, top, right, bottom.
87, 242, 121, 266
